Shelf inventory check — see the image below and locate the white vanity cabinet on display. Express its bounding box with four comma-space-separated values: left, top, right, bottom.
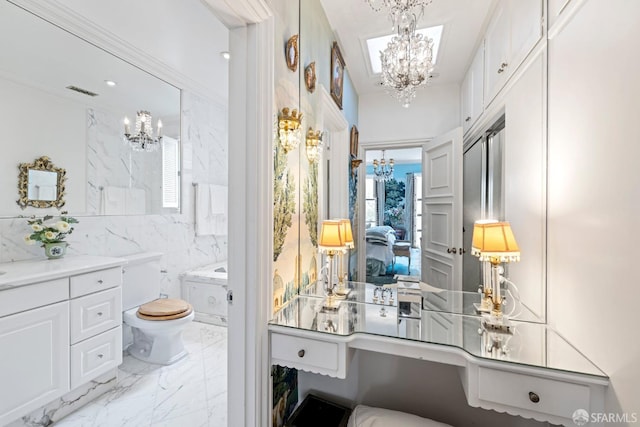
484, 0, 543, 105
0, 256, 125, 426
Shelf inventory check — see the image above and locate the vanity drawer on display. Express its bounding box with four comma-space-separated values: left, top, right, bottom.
70, 326, 122, 389
0, 278, 69, 318
70, 287, 122, 344
271, 333, 339, 372
70, 267, 122, 298
477, 367, 591, 418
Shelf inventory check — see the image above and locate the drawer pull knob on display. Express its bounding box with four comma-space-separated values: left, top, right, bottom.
98, 279, 104, 284
528, 391, 540, 403
297, 349, 305, 358
97, 312, 103, 316
97, 354, 104, 359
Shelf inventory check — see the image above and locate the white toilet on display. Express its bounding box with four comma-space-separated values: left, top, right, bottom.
122, 252, 195, 365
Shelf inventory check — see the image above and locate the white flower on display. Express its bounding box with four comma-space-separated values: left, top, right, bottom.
24, 235, 36, 245
44, 231, 57, 240
56, 221, 70, 232
31, 224, 43, 231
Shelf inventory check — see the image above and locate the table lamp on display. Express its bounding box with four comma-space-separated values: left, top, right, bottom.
318, 220, 346, 310
335, 218, 354, 298
471, 221, 520, 322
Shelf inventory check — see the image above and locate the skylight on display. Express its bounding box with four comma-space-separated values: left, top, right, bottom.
366, 25, 443, 74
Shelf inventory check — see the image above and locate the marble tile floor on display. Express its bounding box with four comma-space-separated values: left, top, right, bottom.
55, 322, 227, 427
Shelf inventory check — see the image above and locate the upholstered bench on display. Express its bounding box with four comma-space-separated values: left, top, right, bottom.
347, 405, 452, 427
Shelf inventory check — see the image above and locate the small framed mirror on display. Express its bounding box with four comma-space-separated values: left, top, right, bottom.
17, 156, 66, 209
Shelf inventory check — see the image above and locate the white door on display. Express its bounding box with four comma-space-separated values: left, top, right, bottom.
421, 127, 463, 311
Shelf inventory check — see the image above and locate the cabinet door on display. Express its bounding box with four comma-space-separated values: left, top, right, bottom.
510, 0, 543, 71
469, 43, 485, 127
484, 1, 510, 104
461, 70, 473, 133
0, 302, 70, 425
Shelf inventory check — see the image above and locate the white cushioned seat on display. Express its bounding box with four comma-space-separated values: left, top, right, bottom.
347, 405, 453, 427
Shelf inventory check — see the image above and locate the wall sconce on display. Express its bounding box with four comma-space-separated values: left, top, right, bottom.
305, 127, 323, 163
318, 220, 346, 310
278, 107, 303, 153
123, 110, 163, 152
471, 220, 520, 327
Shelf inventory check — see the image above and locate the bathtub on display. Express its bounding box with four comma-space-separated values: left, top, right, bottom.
180, 261, 228, 326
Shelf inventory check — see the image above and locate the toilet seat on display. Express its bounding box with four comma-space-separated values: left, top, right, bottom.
136, 298, 193, 321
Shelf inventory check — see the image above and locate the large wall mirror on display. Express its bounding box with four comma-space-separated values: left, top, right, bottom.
0, 1, 181, 217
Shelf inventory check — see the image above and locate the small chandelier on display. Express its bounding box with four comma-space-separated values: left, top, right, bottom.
123, 110, 163, 152
365, 0, 432, 25
278, 107, 303, 153
305, 127, 323, 163
373, 150, 394, 181
380, 15, 434, 107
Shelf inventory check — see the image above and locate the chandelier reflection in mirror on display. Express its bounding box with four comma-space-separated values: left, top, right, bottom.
373, 150, 394, 181
305, 127, 323, 163
367, 0, 435, 107
123, 110, 163, 152
278, 107, 303, 153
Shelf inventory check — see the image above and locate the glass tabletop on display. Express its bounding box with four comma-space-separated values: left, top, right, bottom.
269, 295, 606, 378
300, 280, 543, 323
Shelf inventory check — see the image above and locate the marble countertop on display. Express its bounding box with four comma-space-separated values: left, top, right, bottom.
181, 261, 227, 281
0, 255, 127, 291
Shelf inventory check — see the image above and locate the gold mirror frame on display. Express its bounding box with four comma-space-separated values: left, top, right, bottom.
17, 156, 66, 209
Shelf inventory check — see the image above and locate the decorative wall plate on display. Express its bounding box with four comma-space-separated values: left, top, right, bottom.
305, 62, 316, 93
286, 34, 299, 72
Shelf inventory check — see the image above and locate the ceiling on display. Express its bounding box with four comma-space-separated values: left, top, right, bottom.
319, 0, 497, 96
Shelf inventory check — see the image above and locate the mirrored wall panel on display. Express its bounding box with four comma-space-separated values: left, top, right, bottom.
0, 1, 181, 216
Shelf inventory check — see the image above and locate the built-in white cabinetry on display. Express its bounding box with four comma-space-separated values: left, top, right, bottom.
0, 300, 70, 425
0, 256, 125, 426
484, 0, 543, 105
461, 42, 485, 134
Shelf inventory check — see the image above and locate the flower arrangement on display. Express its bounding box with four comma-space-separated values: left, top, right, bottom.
24, 214, 78, 246
384, 205, 405, 228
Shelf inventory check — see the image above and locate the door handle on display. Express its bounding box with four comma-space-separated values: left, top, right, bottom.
459, 248, 466, 255
446, 248, 457, 254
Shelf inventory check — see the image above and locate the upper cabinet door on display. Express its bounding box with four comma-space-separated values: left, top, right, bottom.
485, 0, 543, 105
484, 1, 510, 104
462, 42, 485, 135
510, 0, 543, 70
461, 68, 473, 134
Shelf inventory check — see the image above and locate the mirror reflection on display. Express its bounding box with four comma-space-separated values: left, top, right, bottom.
0, 1, 181, 217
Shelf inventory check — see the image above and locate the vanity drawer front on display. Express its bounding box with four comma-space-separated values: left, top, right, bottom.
271, 333, 338, 372
70, 287, 122, 344
477, 367, 591, 418
70, 267, 122, 298
0, 278, 69, 318
70, 326, 122, 389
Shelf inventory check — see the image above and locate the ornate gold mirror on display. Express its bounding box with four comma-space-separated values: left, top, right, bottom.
17, 156, 66, 209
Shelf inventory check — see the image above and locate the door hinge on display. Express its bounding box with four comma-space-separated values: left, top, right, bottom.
227, 290, 233, 304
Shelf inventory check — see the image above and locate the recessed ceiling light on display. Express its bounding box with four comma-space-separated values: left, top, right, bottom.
220, 51, 230, 60
104, 80, 117, 87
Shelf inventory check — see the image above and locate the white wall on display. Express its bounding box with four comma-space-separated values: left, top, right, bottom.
547, 0, 640, 417
358, 83, 460, 143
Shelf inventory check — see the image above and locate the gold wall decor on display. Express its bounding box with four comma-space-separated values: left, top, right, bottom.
304, 61, 316, 93
330, 41, 345, 109
17, 156, 66, 209
286, 34, 299, 72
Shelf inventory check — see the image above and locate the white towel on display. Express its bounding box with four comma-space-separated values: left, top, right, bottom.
195, 184, 228, 236
104, 186, 126, 215
126, 188, 146, 215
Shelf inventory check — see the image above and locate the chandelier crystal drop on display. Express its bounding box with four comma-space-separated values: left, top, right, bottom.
123, 110, 162, 152
373, 150, 394, 182
366, 0, 432, 24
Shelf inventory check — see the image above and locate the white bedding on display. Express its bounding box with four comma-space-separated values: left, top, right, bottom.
365, 226, 396, 265
347, 405, 453, 427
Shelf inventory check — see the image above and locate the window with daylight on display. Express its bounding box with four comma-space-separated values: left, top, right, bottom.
162, 137, 180, 209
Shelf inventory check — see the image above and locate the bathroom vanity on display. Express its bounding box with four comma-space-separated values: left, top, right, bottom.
0, 256, 126, 426
269, 281, 609, 426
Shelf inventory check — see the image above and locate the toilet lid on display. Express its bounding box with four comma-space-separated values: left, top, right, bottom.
137, 298, 193, 321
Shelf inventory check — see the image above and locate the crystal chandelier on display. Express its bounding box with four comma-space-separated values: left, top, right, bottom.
373, 150, 394, 181
366, 0, 435, 107
123, 111, 163, 152
278, 107, 303, 153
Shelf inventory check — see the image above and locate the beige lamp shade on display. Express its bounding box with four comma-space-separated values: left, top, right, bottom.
318, 220, 345, 252
339, 219, 355, 249
471, 221, 520, 263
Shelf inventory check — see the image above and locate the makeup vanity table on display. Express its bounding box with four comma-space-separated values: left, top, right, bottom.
269, 281, 608, 426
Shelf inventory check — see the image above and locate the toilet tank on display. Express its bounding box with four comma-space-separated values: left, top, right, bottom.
121, 252, 163, 311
